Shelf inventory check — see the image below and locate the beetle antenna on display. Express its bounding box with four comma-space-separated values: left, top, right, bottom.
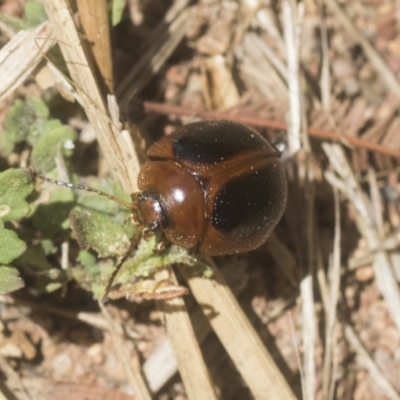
32, 170, 134, 211
103, 226, 145, 301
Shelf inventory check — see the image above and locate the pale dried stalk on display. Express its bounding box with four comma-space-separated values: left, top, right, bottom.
0, 21, 55, 101
283, 2, 316, 399
98, 302, 152, 400
282, 0, 301, 155
323, 143, 400, 332
201, 56, 240, 110
323, 0, 400, 104
322, 188, 341, 399
156, 269, 218, 400
343, 323, 400, 400
239, 33, 288, 100
43, 0, 140, 194
76, 0, 113, 93
318, 0, 331, 110
265, 233, 298, 287
181, 262, 296, 400
142, 337, 178, 393
117, 7, 196, 108
0, 355, 30, 400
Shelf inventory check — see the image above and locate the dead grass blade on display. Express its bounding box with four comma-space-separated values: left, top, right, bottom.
283, 0, 301, 155
323, 0, 400, 104
322, 188, 341, 399
181, 261, 297, 400
0, 21, 55, 101
43, 0, 139, 193
76, 0, 113, 93
343, 323, 400, 400
323, 143, 400, 332
283, 2, 316, 399
318, 0, 331, 110
0, 355, 30, 400
156, 269, 218, 400
98, 301, 152, 400
117, 6, 196, 109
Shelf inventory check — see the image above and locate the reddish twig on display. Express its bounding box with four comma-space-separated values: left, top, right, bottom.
143, 101, 400, 159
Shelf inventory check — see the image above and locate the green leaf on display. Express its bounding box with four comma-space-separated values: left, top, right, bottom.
111, 0, 125, 26
0, 221, 26, 264
116, 238, 196, 284
0, 265, 24, 294
0, 168, 34, 222
0, 96, 49, 156
45, 282, 63, 293
77, 250, 97, 269
70, 208, 131, 258
31, 124, 77, 172
32, 186, 75, 237
27, 118, 64, 146
25, 0, 48, 27
15, 245, 54, 272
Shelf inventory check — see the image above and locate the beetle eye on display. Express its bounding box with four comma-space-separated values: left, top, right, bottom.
137, 190, 169, 230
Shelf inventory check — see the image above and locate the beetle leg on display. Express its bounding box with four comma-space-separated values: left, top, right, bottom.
103, 225, 144, 300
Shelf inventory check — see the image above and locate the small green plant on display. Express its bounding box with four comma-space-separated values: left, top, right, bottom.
0, 95, 201, 299
0, 169, 33, 294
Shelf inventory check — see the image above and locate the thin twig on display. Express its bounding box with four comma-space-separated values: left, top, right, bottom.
181, 261, 297, 400
323, 143, 400, 332
322, 187, 341, 399
0, 21, 55, 101
283, 2, 316, 399
343, 322, 400, 400
143, 102, 400, 159
283, 0, 301, 155
156, 269, 218, 400
323, 0, 400, 104
98, 302, 152, 400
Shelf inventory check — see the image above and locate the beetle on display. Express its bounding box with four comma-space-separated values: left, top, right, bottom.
34, 119, 287, 297
133, 119, 287, 256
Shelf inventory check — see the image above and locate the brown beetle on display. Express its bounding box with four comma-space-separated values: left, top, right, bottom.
133, 119, 287, 256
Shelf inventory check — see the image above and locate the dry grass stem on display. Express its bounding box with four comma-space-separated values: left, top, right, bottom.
239, 33, 288, 99
76, 0, 113, 93
156, 269, 218, 400
322, 188, 341, 399
142, 337, 178, 393
0, 21, 55, 101
283, 2, 316, 399
117, 6, 196, 108
181, 261, 296, 400
265, 233, 298, 287
343, 323, 400, 400
43, 0, 139, 193
323, 0, 400, 104
318, 1, 331, 110
201, 56, 240, 110
0, 355, 30, 400
143, 101, 400, 159
323, 143, 400, 332
98, 301, 152, 400
282, 0, 301, 155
